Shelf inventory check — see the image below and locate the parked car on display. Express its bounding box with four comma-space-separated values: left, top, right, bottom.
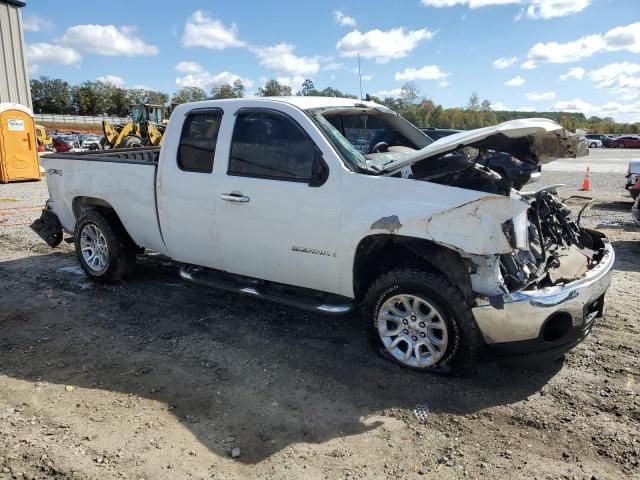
51, 135, 80, 153
625, 160, 640, 199
421, 128, 540, 189
585, 136, 603, 148
79, 134, 103, 151
609, 135, 640, 148
585, 134, 607, 148
32, 97, 613, 373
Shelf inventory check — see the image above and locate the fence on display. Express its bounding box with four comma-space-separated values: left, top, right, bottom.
34, 114, 129, 125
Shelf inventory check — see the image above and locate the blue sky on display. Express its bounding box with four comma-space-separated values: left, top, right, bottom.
21, 0, 640, 122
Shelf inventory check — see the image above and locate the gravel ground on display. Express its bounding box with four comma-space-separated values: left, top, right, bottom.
1, 171, 639, 480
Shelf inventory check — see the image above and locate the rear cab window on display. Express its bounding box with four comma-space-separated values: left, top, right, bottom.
177, 110, 223, 173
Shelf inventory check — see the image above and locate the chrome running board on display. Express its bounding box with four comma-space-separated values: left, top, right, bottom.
179, 265, 354, 315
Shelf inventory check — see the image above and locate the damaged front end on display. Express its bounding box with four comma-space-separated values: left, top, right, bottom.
467, 188, 614, 358
500, 188, 605, 292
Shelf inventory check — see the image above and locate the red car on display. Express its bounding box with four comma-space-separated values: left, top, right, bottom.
610, 135, 640, 148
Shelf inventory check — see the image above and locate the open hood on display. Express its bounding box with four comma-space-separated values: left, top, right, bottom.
378, 118, 588, 174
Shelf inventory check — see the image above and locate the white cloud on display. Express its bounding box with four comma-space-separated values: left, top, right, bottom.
588, 62, 640, 99
252, 43, 320, 78
97, 75, 125, 87
334, 10, 356, 28
26, 42, 81, 68
176, 64, 253, 90
274, 76, 306, 90
559, 67, 585, 80
421, 0, 520, 7
517, 106, 536, 112
505, 75, 525, 86
527, 22, 640, 64
22, 15, 53, 32
521, 60, 537, 69
493, 56, 517, 69
492, 102, 510, 110
522, 0, 591, 19
439, 80, 450, 87
551, 98, 593, 112
394, 65, 449, 81
599, 101, 640, 115
422, 0, 590, 19
336, 27, 435, 64
373, 88, 403, 98
550, 98, 640, 121
361, 74, 374, 81
61, 25, 158, 56
182, 10, 246, 50
525, 91, 556, 101
175, 61, 203, 74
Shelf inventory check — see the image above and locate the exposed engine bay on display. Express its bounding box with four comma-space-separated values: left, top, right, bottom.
500, 190, 606, 291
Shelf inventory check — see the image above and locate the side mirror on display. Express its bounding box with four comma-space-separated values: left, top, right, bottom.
309, 149, 329, 187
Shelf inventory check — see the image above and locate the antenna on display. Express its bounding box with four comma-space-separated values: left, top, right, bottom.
357, 52, 363, 101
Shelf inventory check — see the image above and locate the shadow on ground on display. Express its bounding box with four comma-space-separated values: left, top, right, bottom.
0, 250, 562, 464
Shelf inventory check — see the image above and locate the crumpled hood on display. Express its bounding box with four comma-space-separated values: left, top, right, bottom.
380, 118, 588, 174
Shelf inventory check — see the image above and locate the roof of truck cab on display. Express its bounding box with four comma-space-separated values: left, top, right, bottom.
266, 96, 384, 110
181, 96, 386, 111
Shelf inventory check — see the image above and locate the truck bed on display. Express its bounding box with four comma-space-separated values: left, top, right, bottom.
47, 146, 160, 164
40, 146, 166, 255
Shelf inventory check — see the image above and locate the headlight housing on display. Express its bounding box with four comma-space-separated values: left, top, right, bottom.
511, 210, 530, 250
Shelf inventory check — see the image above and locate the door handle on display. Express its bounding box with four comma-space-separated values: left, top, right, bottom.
220, 193, 250, 203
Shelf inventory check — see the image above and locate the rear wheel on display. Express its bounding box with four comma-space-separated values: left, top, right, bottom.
362, 268, 483, 374
74, 209, 137, 283
590, 142, 597, 148
619, 143, 625, 148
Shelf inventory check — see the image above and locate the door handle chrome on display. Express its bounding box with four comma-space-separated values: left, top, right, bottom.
220, 193, 250, 203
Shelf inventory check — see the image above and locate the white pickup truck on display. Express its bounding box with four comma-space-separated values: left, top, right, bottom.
32, 97, 614, 373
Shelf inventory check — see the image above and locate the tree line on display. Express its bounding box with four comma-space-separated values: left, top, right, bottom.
29, 76, 639, 134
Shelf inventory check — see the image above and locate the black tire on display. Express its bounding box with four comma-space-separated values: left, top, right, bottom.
74, 209, 137, 283
361, 268, 483, 374
590, 142, 597, 148
618, 143, 625, 148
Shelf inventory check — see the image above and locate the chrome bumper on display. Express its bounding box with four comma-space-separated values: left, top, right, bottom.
472, 241, 615, 346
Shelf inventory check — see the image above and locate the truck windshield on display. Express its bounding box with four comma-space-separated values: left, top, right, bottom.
308, 108, 432, 172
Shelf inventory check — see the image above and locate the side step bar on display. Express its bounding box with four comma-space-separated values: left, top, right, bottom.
179, 265, 355, 316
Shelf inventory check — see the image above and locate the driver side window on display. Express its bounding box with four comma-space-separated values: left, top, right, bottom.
228, 111, 317, 182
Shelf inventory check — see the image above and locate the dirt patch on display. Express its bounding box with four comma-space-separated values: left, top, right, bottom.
0, 183, 639, 479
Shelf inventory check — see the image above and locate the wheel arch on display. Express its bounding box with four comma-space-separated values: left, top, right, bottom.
72, 196, 116, 219
353, 234, 473, 303
71, 197, 136, 245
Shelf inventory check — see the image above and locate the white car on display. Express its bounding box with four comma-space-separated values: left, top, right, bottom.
31, 97, 614, 373
588, 139, 602, 148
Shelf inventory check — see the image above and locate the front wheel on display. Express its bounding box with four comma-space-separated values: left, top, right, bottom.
619, 143, 625, 148
361, 268, 483, 374
590, 142, 597, 148
74, 209, 137, 283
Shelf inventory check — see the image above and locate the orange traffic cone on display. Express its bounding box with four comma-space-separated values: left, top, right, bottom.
580, 165, 591, 191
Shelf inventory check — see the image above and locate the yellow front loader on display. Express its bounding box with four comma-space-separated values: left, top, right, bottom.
35, 124, 52, 148
101, 104, 167, 149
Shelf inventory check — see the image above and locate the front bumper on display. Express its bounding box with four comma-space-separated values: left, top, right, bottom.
472, 241, 615, 357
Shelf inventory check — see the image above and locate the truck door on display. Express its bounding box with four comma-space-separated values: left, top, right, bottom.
156, 108, 225, 268
214, 107, 343, 295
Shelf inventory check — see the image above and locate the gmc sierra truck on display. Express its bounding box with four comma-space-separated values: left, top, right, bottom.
32, 97, 615, 373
